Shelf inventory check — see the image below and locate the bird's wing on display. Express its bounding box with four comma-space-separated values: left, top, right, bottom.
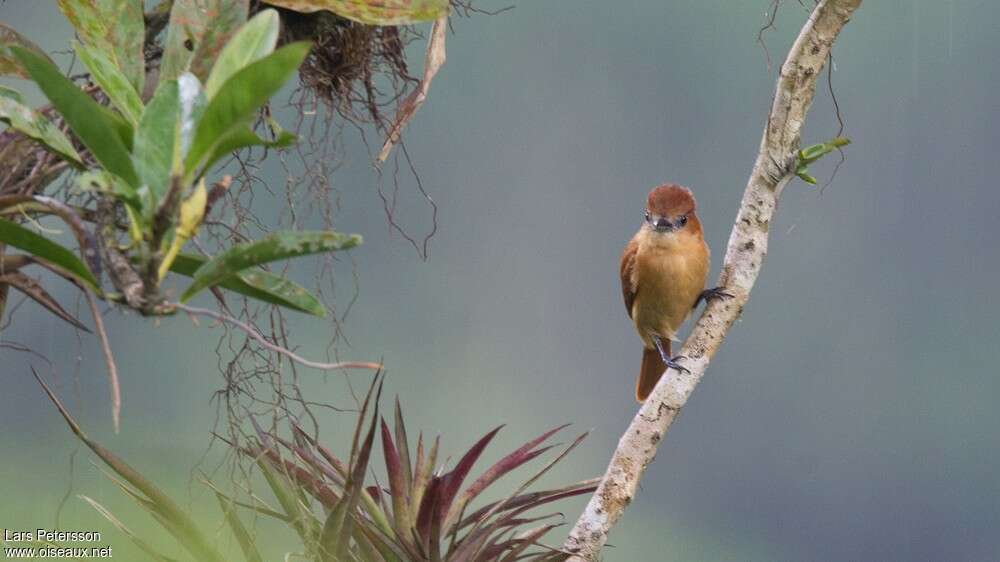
620, 236, 639, 318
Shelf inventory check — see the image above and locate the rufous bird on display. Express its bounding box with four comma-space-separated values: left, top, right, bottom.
620, 184, 730, 402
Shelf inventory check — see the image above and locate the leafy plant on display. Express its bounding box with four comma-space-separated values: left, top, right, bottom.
0, 6, 356, 318
33, 370, 597, 562
795, 136, 851, 185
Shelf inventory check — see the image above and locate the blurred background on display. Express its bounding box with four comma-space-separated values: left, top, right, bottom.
2, 1, 999, 560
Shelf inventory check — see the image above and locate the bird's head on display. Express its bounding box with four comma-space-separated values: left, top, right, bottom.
643, 184, 697, 234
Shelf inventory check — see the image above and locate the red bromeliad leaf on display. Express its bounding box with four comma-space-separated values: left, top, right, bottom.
415, 473, 441, 545
353, 528, 390, 562
271, 433, 345, 487
256, 446, 340, 508
365, 486, 383, 508
289, 420, 349, 478
463, 430, 591, 542
496, 523, 562, 562
449, 513, 562, 562
393, 398, 414, 494
380, 418, 412, 537
434, 426, 503, 525
248, 414, 275, 449
444, 424, 569, 530
355, 517, 416, 562
457, 480, 600, 531
409, 432, 434, 527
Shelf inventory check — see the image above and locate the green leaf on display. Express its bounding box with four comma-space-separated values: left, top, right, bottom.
33, 373, 227, 562
79, 496, 176, 562
0, 91, 84, 165
320, 376, 381, 561
169, 253, 326, 316
178, 73, 207, 159
202, 126, 297, 172
184, 42, 311, 179
12, 46, 140, 187
0, 22, 53, 78
0, 219, 99, 291
0, 85, 22, 101
213, 492, 264, 562
161, 0, 249, 83
261, 0, 449, 25
133, 79, 180, 203
255, 455, 322, 545
798, 136, 851, 165
179, 230, 360, 302
75, 170, 141, 214
827, 137, 851, 149
56, 0, 144, 92
204, 9, 280, 100
73, 41, 144, 126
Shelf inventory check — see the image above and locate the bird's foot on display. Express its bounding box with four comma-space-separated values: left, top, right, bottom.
652, 336, 690, 374
695, 286, 734, 309
663, 354, 690, 375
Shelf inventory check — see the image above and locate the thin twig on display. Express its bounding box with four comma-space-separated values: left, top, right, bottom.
561, 1, 864, 560
172, 303, 382, 372
84, 289, 120, 433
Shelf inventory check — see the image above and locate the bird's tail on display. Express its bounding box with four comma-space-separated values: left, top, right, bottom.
636, 343, 667, 402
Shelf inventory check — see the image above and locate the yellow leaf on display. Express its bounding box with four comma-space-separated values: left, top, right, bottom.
261, 0, 448, 26
177, 179, 207, 239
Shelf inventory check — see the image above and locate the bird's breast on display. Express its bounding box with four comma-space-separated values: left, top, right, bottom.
631, 229, 709, 342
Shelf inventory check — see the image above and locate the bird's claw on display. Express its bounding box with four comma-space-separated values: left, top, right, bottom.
652, 336, 690, 374
695, 286, 734, 309
663, 354, 690, 375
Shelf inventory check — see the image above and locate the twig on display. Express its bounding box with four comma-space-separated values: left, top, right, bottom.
172, 303, 382, 372
561, 1, 864, 560
84, 289, 120, 433
377, 14, 448, 163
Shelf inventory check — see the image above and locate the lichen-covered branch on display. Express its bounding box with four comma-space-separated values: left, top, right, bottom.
562, 1, 863, 559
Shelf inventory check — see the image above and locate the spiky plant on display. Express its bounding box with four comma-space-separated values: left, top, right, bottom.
32, 371, 596, 562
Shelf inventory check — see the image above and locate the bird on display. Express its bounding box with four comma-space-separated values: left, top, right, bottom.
620, 184, 729, 402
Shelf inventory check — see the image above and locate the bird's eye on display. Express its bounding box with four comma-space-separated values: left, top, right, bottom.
678, 215, 688, 226
644, 211, 651, 221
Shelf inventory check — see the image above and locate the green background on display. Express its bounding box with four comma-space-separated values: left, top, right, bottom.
2, 1, 999, 560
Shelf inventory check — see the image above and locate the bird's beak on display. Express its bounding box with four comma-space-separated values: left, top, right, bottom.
648, 215, 677, 232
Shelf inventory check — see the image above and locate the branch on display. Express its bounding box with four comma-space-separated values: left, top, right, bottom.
172, 303, 382, 373
561, 1, 863, 559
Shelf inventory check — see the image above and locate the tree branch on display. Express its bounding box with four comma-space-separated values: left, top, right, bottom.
561, 1, 863, 559
172, 303, 383, 373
